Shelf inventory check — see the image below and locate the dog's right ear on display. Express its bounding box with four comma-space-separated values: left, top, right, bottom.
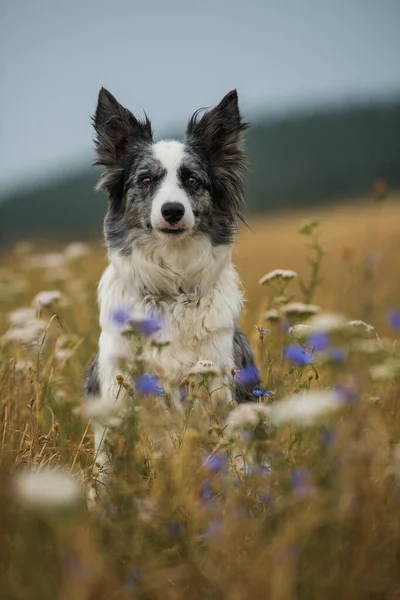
92, 87, 152, 168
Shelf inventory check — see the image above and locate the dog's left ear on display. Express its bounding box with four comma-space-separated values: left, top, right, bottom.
186, 90, 249, 172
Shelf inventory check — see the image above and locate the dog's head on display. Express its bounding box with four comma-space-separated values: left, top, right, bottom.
92, 88, 249, 253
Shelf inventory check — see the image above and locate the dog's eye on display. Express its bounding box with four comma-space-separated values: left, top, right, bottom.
141, 176, 152, 186
187, 176, 198, 186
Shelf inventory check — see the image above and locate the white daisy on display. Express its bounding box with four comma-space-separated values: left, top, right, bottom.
32, 290, 63, 310
258, 269, 297, 286
270, 390, 343, 427
13, 468, 81, 508
8, 307, 37, 327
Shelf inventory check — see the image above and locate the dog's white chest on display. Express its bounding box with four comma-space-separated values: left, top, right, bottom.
98, 241, 243, 383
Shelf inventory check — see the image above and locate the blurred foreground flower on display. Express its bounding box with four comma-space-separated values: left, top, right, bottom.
2, 319, 48, 346
259, 269, 297, 286
13, 468, 81, 509
32, 290, 63, 310
7, 307, 37, 326
235, 365, 260, 388
269, 389, 343, 427
388, 310, 400, 332
280, 302, 320, 318
111, 307, 162, 338
283, 344, 312, 366
64, 242, 90, 261
25, 253, 66, 270
136, 374, 164, 397
306, 312, 349, 333
225, 403, 271, 432
189, 360, 220, 376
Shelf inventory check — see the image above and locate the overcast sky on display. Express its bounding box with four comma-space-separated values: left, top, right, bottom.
1, 0, 399, 195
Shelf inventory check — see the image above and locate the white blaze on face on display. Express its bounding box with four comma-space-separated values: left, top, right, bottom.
150, 140, 195, 231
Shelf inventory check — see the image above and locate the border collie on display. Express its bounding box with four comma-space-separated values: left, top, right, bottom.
85, 88, 260, 487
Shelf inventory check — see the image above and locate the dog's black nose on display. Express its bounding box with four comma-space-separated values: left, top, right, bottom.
161, 202, 185, 225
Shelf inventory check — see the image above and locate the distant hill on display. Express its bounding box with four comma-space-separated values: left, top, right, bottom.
1, 98, 399, 246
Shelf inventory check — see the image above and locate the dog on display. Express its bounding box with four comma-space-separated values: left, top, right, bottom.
85, 88, 260, 492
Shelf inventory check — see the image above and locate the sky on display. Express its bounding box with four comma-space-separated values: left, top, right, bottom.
1, 0, 399, 195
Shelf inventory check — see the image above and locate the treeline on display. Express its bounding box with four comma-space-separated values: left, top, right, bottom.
1, 97, 399, 246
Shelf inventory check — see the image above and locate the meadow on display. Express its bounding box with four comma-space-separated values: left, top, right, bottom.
1, 194, 400, 600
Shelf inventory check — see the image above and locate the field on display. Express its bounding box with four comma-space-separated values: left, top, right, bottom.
1, 195, 400, 600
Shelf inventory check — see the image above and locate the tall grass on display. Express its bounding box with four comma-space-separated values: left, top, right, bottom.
1, 199, 400, 600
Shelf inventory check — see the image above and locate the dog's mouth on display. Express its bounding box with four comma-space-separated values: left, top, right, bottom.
158, 228, 186, 236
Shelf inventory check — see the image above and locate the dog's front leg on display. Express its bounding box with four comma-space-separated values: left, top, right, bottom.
85, 329, 133, 504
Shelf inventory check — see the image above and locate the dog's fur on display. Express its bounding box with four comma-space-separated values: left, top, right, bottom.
85, 88, 259, 464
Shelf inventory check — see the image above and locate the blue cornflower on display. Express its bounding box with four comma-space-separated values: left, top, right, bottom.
122, 569, 142, 589
136, 374, 164, 397
244, 464, 271, 476
290, 468, 311, 496
251, 388, 271, 398
283, 344, 312, 366
333, 383, 358, 404
320, 427, 335, 447
388, 310, 400, 332
111, 306, 132, 326
327, 347, 346, 363
235, 365, 260, 388
255, 326, 269, 335
133, 315, 162, 338
202, 453, 227, 473
307, 332, 329, 352
200, 479, 213, 503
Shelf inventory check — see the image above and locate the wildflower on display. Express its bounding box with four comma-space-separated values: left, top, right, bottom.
289, 324, 312, 340
189, 360, 220, 376
388, 310, 400, 332
202, 453, 227, 473
263, 309, 281, 322
259, 269, 297, 286
370, 360, 400, 381
64, 242, 90, 261
320, 427, 335, 447
270, 390, 343, 427
307, 332, 329, 352
225, 403, 271, 431
307, 312, 349, 333
200, 479, 214, 502
111, 306, 132, 326
25, 253, 66, 270
255, 326, 269, 335
135, 316, 161, 337
348, 320, 375, 335
283, 344, 312, 366
82, 395, 124, 426
2, 320, 47, 346
290, 468, 312, 496
32, 290, 63, 310
326, 348, 346, 363
235, 365, 260, 388
299, 218, 320, 236
136, 374, 164, 397
281, 303, 320, 318
243, 464, 271, 476
251, 388, 271, 398
7, 307, 37, 326
13, 468, 81, 508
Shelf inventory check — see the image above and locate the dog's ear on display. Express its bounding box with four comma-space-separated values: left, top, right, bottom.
92, 87, 152, 168
186, 90, 249, 173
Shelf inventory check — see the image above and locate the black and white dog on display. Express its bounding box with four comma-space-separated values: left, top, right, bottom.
86, 88, 259, 471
